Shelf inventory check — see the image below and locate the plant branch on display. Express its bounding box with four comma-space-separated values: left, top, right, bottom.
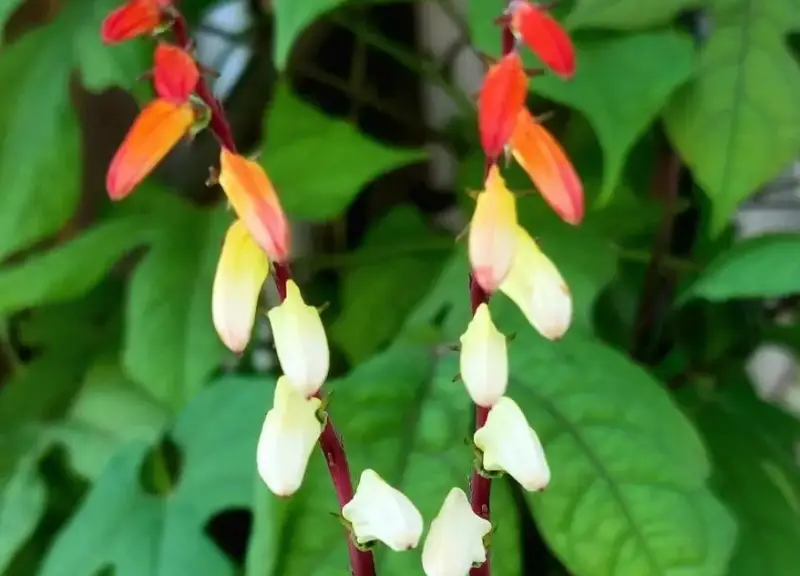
469, 12, 516, 576
168, 9, 374, 575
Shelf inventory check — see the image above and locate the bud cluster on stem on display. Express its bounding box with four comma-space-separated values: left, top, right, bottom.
99, 1, 580, 574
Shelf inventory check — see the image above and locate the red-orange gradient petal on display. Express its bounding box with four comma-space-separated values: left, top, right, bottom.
153, 43, 200, 104
106, 99, 194, 200
478, 52, 527, 161
101, 0, 162, 44
218, 149, 291, 263
511, 3, 575, 79
510, 108, 583, 225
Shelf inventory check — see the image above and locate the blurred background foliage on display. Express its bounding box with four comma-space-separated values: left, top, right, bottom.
0, 0, 799, 575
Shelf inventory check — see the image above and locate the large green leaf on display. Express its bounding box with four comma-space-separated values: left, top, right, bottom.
261, 86, 426, 221
245, 342, 523, 576
329, 206, 451, 363
0, 217, 152, 317
680, 378, 800, 576
273, 0, 342, 70
680, 233, 800, 303
565, 0, 701, 30
407, 264, 736, 575
664, 0, 800, 233
123, 199, 230, 410
39, 375, 271, 576
0, 0, 147, 261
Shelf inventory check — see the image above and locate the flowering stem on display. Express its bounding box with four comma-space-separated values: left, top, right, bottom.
468, 8, 516, 576
167, 10, 374, 575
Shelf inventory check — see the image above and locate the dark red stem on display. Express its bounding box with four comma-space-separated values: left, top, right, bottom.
168, 9, 374, 575
469, 11, 516, 576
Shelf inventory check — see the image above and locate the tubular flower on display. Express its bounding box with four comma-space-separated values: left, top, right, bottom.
256, 376, 323, 496
342, 469, 424, 552
473, 396, 550, 491
459, 303, 508, 407
478, 51, 527, 161
212, 220, 269, 354
508, 1, 575, 78
267, 280, 329, 397
106, 98, 195, 200
154, 43, 200, 104
101, 0, 166, 44
218, 148, 290, 262
499, 225, 572, 340
511, 108, 583, 225
421, 488, 492, 576
468, 164, 518, 293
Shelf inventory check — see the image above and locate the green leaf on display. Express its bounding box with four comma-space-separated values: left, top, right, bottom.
273, 0, 343, 70
261, 86, 426, 221
0, 0, 147, 261
0, 217, 152, 318
123, 198, 230, 411
246, 343, 523, 576
533, 32, 696, 203
664, 0, 800, 233
0, 0, 26, 41
680, 378, 800, 576
566, 0, 701, 30
329, 206, 451, 363
40, 375, 271, 576
680, 233, 800, 303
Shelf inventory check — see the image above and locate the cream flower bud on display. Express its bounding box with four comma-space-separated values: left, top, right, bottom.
459, 303, 508, 407
498, 225, 571, 340
256, 376, 323, 496
421, 488, 492, 576
473, 396, 550, 491
267, 280, 330, 396
342, 469, 423, 551
468, 165, 518, 293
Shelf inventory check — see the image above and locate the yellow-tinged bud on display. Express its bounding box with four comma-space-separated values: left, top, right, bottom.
473, 396, 550, 492
267, 280, 330, 396
256, 376, 323, 496
459, 303, 508, 407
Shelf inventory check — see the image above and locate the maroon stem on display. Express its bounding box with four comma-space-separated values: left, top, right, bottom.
469, 10, 516, 576
167, 10, 375, 575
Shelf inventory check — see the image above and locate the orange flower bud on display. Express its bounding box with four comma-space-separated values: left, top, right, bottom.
106, 98, 195, 200
478, 52, 527, 161
153, 43, 199, 104
509, 1, 575, 78
510, 108, 583, 225
218, 149, 291, 263
101, 0, 164, 44
468, 165, 518, 293
212, 220, 270, 353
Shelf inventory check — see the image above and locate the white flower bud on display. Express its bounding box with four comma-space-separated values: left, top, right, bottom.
421, 488, 491, 576
256, 376, 323, 496
459, 303, 508, 407
267, 280, 330, 396
342, 469, 423, 551
473, 396, 550, 491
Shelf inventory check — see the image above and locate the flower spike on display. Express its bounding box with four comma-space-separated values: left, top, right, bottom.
508, 1, 575, 78
478, 51, 527, 161
106, 98, 195, 200
218, 149, 291, 263
511, 108, 583, 224
101, 0, 166, 44
212, 220, 270, 353
468, 165, 518, 293
153, 43, 200, 104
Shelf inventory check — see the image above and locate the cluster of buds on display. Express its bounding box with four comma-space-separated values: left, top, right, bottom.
100, 0, 580, 574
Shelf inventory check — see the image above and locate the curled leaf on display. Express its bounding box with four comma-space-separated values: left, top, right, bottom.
478, 51, 527, 161
510, 108, 583, 224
